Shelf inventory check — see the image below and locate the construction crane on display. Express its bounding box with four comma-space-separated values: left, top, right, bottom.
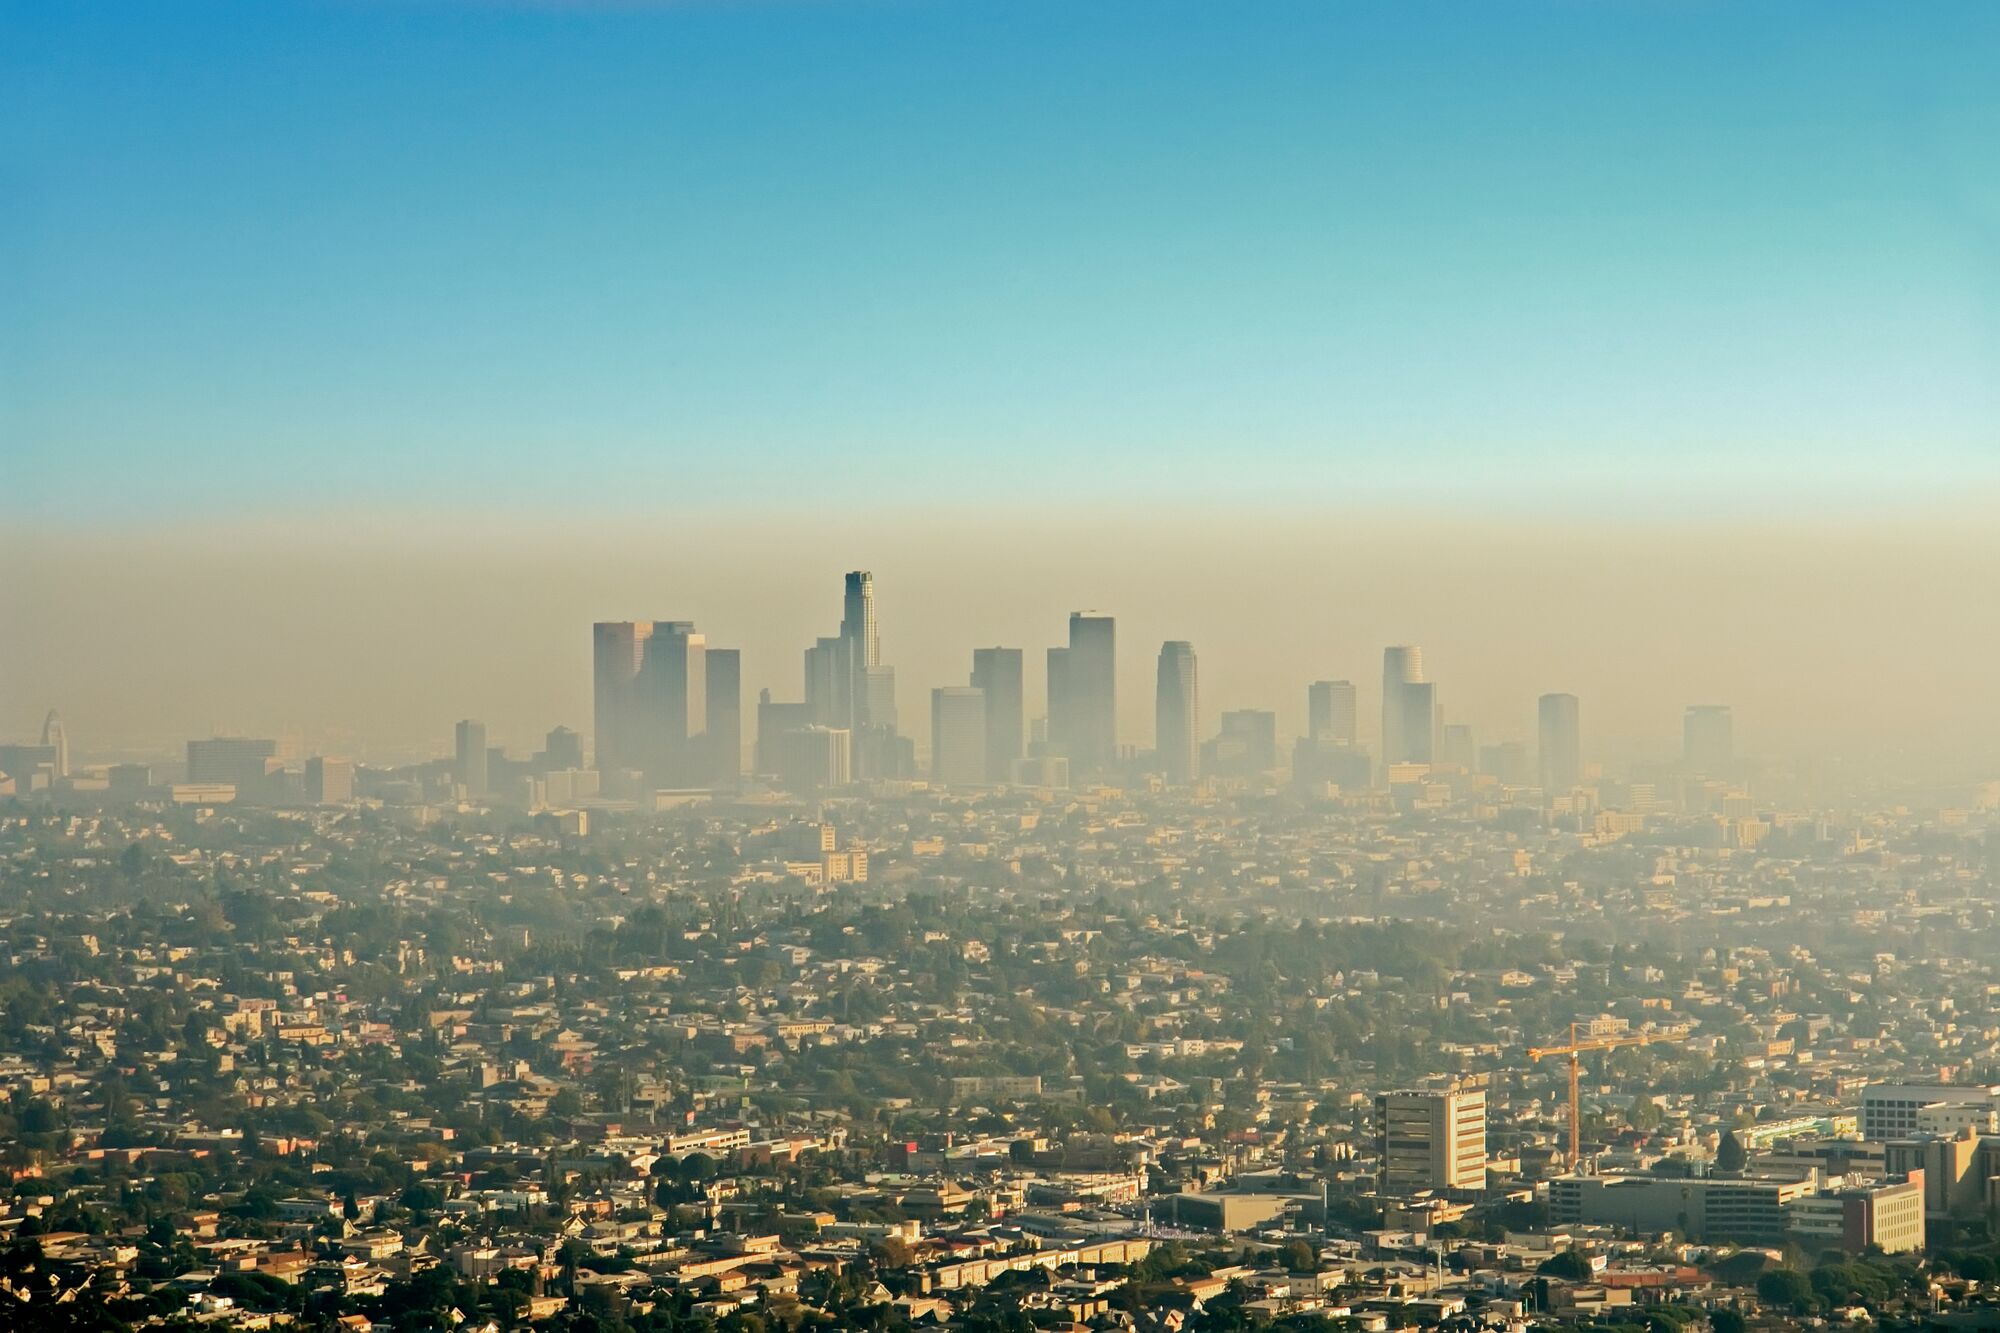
1527, 1022, 1688, 1167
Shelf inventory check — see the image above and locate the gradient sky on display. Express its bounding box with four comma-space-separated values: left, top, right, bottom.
7, 0, 1998, 518
5, 2, 2000, 768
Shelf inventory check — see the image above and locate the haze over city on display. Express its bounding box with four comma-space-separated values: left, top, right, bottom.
9, 3, 2000, 776
5, 5, 2000, 1333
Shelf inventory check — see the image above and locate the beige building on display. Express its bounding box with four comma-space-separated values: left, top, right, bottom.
1375, 1078, 1487, 1195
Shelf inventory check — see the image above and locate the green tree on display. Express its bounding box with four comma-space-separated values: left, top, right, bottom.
1538, 1249, 1591, 1281
1756, 1268, 1813, 1313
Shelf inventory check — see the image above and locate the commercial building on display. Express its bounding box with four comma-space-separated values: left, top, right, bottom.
1154, 641, 1198, 785
1860, 1084, 2000, 1140
969, 647, 1024, 782
186, 737, 277, 797
594, 619, 740, 788
304, 756, 355, 805
1202, 709, 1276, 779
1538, 692, 1581, 793
592, 620, 654, 776
1056, 612, 1116, 775
705, 648, 742, 785
930, 687, 988, 786
777, 726, 850, 792
454, 719, 489, 796
1308, 680, 1357, 744
1549, 1171, 1815, 1241
1381, 646, 1422, 770
1381, 646, 1437, 771
1785, 1174, 1926, 1255
1375, 1079, 1487, 1195
1683, 705, 1734, 773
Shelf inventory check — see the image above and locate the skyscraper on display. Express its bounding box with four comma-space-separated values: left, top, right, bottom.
1062, 612, 1117, 774
705, 648, 742, 785
541, 726, 585, 772
1202, 708, 1277, 778
804, 572, 904, 777
1384, 644, 1432, 768
1308, 680, 1357, 744
1441, 722, 1476, 771
858, 665, 897, 732
594, 619, 736, 788
804, 635, 851, 728
592, 621, 654, 775
1684, 705, 1734, 773
1538, 692, 1582, 793
755, 689, 814, 776
187, 736, 277, 798
1154, 641, 1198, 784
1399, 682, 1438, 765
1045, 646, 1072, 758
931, 686, 987, 785
778, 726, 851, 792
842, 570, 879, 673
635, 621, 705, 784
40, 710, 68, 778
970, 647, 1024, 782
304, 755, 355, 805
1480, 740, 1531, 786
455, 719, 489, 796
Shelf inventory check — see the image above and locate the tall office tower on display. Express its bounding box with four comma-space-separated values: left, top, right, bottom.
930, 687, 988, 785
1375, 1081, 1489, 1196
542, 726, 585, 773
1381, 646, 1428, 769
841, 570, 880, 672
970, 647, 1024, 782
635, 621, 705, 784
187, 736, 278, 796
1394, 681, 1438, 765
1684, 705, 1734, 773
1480, 740, 1531, 786
801, 571, 902, 777
858, 665, 897, 731
107, 764, 152, 800
1045, 647, 1072, 758
755, 689, 815, 775
1202, 708, 1278, 778
1064, 612, 1117, 774
854, 725, 915, 781
40, 710, 69, 778
778, 726, 851, 792
1308, 680, 1357, 744
0, 743, 58, 792
1441, 722, 1476, 771
705, 648, 742, 784
1293, 736, 1372, 793
804, 635, 850, 727
1154, 641, 1199, 784
455, 719, 489, 795
592, 620, 654, 774
1538, 693, 1582, 793
304, 755, 354, 805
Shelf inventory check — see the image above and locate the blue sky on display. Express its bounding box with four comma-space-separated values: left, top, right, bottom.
6, 0, 1997, 521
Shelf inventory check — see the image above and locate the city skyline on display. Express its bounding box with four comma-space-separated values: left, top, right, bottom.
3, 520, 2000, 772
6, 2, 1998, 775
6, 3, 2000, 1324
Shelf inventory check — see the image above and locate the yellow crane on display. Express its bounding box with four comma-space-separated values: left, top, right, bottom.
1527, 1022, 1688, 1166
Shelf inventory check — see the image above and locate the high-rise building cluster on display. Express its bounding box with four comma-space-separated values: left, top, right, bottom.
5, 569, 1754, 810
586, 576, 1613, 802
591, 618, 742, 793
